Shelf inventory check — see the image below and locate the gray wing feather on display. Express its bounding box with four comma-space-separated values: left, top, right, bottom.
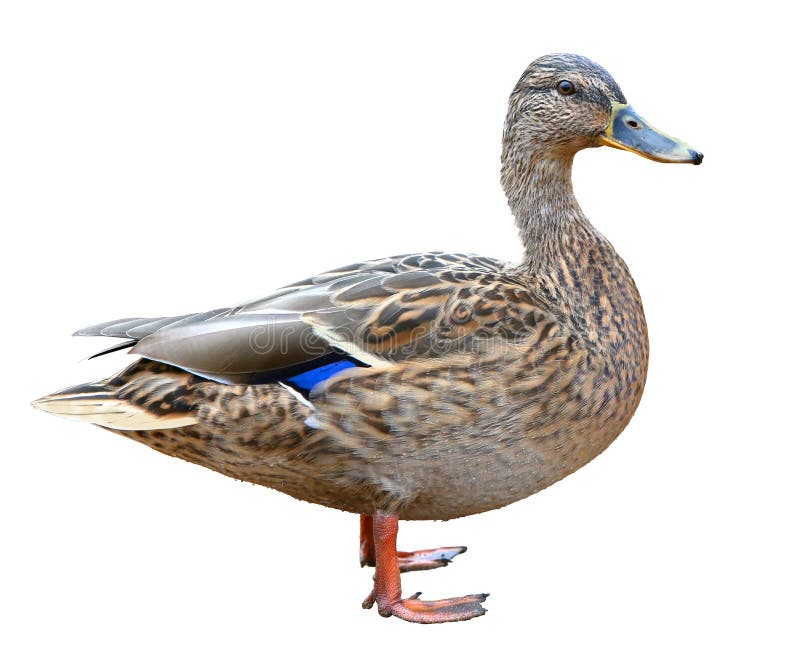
73, 317, 143, 337
74, 309, 233, 339
130, 312, 331, 384
73, 252, 509, 384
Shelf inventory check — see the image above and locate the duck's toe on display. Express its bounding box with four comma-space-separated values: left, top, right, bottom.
396, 545, 468, 572
384, 592, 489, 624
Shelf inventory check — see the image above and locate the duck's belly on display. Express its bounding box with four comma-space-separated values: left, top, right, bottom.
251, 405, 633, 520
117, 346, 646, 521
366, 412, 629, 520
133, 409, 629, 521
296, 361, 646, 521
396, 429, 609, 520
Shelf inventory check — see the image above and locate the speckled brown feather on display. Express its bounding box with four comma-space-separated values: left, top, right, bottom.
37, 54, 657, 523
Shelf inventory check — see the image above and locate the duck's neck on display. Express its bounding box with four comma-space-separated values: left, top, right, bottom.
503, 151, 647, 359
503, 154, 601, 275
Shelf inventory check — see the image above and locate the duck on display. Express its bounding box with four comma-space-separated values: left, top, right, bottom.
33, 53, 702, 624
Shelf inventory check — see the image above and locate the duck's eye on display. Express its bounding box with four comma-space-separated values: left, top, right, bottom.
557, 80, 575, 96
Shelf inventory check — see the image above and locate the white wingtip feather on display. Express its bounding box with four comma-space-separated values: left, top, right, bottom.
32, 395, 197, 431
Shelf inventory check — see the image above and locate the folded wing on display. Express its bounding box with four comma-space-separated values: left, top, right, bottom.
74, 252, 555, 385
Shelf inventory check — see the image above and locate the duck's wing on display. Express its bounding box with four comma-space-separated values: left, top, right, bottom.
75, 252, 557, 385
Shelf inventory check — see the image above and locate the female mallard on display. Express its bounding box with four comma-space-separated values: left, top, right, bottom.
34, 53, 701, 624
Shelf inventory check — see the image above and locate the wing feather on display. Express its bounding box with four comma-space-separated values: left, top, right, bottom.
73, 253, 553, 385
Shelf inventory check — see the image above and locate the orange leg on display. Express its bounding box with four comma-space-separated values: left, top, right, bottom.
360, 514, 467, 572
362, 512, 488, 624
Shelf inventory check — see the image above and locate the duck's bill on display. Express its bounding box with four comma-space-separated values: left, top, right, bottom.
598, 102, 703, 165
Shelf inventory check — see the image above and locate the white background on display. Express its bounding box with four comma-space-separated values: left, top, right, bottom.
2, 1, 797, 651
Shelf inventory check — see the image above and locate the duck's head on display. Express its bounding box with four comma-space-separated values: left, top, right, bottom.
502, 53, 702, 172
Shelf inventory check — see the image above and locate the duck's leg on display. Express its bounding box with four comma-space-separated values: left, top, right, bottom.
360, 515, 375, 566
359, 514, 467, 572
362, 511, 488, 624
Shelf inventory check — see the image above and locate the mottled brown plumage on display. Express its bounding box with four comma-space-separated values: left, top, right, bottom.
34, 53, 701, 623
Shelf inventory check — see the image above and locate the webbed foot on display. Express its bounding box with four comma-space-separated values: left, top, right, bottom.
380, 591, 488, 624
361, 512, 489, 624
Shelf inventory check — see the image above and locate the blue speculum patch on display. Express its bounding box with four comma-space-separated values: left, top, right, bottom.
285, 359, 358, 395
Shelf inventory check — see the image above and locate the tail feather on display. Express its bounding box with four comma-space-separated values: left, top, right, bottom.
33, 361, 199, 431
